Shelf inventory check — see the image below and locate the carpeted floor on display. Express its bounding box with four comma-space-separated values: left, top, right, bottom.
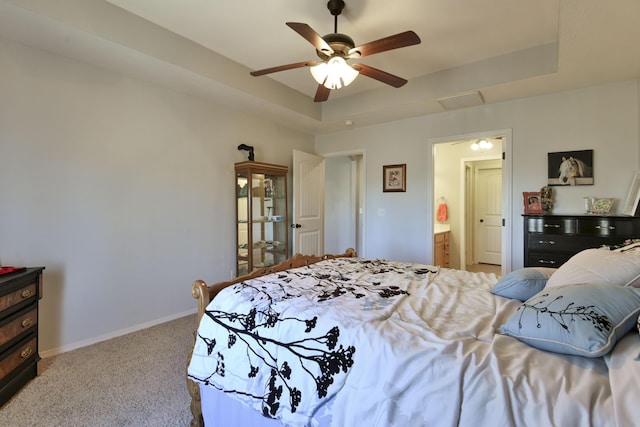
1, 314, 198, 426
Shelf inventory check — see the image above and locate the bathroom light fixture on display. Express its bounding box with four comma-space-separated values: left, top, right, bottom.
310, 56, 359, 90
471, 139, 493, 151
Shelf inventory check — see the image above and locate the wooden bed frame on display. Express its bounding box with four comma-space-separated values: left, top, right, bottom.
186, 248, 358, 427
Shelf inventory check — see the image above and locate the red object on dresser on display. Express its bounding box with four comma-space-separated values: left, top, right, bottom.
0, 267, 27, 276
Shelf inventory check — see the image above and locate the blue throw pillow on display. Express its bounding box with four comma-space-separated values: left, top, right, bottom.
499, 284, 640, 357
491, 267, 556, 301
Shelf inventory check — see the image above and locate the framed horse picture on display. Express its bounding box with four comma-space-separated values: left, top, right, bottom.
547, 149, 594, 186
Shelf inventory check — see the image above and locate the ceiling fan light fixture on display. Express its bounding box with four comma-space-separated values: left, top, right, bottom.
250, 2, 420, 102
310, 56, 358, 90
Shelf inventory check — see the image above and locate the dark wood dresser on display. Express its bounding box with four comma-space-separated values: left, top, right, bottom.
524, 214, 640, 267
0, 267, 44, 406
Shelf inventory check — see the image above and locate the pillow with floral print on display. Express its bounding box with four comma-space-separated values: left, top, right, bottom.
499, 283, 640, 357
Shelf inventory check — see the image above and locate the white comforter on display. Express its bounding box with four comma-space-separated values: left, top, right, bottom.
188, 258, 639, 427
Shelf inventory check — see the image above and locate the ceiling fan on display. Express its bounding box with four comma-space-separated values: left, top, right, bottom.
249, 0, 421, 102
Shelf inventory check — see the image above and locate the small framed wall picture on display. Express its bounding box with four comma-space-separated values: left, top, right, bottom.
523, 192, 543, 214
383, 164, 406, 192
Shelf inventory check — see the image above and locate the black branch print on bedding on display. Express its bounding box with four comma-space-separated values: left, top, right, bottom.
292, 258, 429, 301
190, 258, 423, 418
517, 293, 612, 333
193, 305, 356, 418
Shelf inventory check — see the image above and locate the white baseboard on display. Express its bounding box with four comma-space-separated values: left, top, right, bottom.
40, 308, 197, 358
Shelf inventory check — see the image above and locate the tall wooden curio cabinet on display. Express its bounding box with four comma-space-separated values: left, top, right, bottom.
235, 161, 289, 276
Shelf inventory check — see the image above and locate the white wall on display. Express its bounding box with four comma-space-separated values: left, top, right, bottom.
316, 79, 640, 268
0, 36, 315, 354
2, 32, 638, 355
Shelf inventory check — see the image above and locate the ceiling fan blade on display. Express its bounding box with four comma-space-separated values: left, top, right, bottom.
286, 22, 334, 55
353, 64, 408, 88
314, 84, 331, 102
349, 30, 420, 58
250, 61, 317, 77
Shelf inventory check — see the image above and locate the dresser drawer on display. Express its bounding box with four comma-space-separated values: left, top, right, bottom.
527, 234, 578, 252
527, 217, 577, 235
578, 218, 635, 237
0, 283, 37, 315
526, 251, 572, 268
528, 235, 612, 252
0, 336, 37, 383
0, 307, 37, 349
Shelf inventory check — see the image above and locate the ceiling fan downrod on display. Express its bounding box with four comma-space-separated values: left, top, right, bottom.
327, 0, 345, 33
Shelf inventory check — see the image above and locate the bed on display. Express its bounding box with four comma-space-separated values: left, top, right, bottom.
186, 246, 640, 427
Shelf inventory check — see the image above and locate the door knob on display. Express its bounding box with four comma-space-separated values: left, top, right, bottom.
479, 219, 484, 223
291, 224, 302, 229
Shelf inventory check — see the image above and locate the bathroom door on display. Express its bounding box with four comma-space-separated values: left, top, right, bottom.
474, 165, 502, 265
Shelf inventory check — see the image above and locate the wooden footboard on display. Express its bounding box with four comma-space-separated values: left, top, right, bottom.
186, 248, 358, 427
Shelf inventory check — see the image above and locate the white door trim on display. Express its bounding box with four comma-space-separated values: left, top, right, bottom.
316, 149, 366, 258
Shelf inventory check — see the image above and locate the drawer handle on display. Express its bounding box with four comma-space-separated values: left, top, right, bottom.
543, 224, 561, 228
538, 240, 556, 245
21, 288, 34, 298
21, 318, 33, 328
538, 260, 557, 265
594, 225, 617, 230
21, 347, 33, 359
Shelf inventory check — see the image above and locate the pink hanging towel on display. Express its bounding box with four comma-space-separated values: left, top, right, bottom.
437, 200, 448, 222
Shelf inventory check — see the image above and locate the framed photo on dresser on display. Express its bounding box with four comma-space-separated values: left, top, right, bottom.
523, 192, 543, 214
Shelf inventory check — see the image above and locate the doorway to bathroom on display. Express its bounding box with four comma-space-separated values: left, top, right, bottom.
431, 130, 512, 275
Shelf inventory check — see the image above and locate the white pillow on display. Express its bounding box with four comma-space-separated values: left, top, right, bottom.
546, 248, 640, 288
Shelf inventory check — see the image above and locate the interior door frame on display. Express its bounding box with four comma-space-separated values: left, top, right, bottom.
428, 129, 512, 275
319, 149, 367, 258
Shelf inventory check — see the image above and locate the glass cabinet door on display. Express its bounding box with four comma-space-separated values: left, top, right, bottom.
236, 161, 289, 276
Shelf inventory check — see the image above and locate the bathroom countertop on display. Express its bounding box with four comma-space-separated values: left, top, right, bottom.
434, 223, 451, 234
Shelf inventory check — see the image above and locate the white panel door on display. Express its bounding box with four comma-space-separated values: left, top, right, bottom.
474, 167, 502, 265
292, 150, 325, 255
